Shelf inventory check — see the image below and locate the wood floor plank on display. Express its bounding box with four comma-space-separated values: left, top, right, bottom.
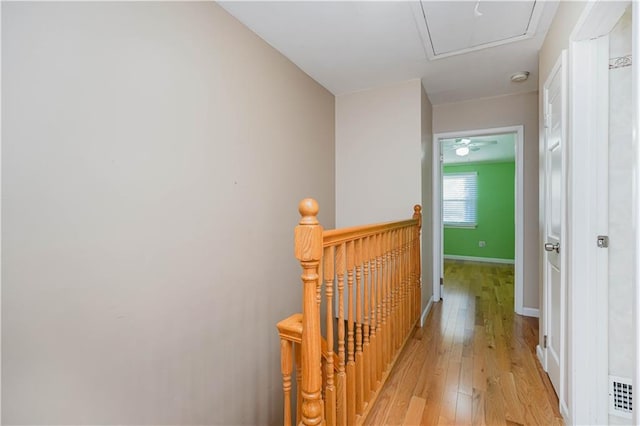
472, 388, 486, 426
402, 396, 426, 426
455, 392, 473, 426
500, 372, 526, 425
437, 359, 461, 424
460, 355, 473, 396
485, 376, 507, 426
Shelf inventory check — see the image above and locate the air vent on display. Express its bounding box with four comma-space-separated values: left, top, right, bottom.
609, 375, 633, 419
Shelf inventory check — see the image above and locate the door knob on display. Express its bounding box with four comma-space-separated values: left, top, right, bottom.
544, 242, 560, 253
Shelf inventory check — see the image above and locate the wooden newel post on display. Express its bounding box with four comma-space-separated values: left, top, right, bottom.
295, 198, 324, 426
413, 205, 422, 229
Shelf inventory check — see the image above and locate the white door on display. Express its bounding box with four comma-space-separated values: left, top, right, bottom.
542, 51, 567, 401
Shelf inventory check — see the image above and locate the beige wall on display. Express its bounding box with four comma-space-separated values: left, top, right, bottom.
2, 2, 334, 424
433, 91, 539, 310
421, 86, 434, 311
335, 79, 422, 228
539, 2, 588, 86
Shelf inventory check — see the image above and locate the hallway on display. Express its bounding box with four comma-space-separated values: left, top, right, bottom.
364, 260, 562, 425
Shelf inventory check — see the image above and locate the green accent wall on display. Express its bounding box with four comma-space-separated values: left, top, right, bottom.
443, 161, 515, 260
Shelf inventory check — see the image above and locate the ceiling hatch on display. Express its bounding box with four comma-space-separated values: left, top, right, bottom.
416, 1, 543, 59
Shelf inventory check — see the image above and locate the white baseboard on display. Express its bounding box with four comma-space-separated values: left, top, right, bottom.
560, 399, 570, 424
536, 344, 546, 371
420, 296, 433, 327
444, 254, 515, 265
521, 307, 540, 318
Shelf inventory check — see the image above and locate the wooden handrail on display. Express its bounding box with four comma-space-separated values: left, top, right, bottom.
278, 199, 422, 426
322, 219, 418, 247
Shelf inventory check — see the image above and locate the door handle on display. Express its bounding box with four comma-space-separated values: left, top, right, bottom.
544, 242, 560, 253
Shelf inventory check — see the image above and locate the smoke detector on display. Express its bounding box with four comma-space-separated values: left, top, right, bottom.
510, 71, 530, 83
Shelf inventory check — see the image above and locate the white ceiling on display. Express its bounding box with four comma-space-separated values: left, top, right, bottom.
442, 133, 516, 165
218, 1, 558, 104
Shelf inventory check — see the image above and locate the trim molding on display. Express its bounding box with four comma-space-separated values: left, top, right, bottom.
537, 344, 546, 371
444, 254, 515, 265
560, 400, 571, 424
521, 307, 539, 318
420, 296, 434, 327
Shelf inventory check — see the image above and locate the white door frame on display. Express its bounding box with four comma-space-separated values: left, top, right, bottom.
432, 125, 525, 316
634, 4, 640, 426
567, 1, 630, 424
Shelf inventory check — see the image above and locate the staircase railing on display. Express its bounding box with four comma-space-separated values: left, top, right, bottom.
277, 198, 422, 426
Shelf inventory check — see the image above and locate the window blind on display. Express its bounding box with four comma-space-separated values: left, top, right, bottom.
443, 172, 478, 226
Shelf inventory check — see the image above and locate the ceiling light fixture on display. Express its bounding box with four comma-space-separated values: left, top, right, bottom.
456, 146, 470, 157
510, 71, 530, 83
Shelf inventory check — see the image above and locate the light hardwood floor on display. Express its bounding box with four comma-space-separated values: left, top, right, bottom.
363, 260, 563, 425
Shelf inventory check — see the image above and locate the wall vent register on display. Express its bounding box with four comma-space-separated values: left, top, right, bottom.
609, 375, 633, 419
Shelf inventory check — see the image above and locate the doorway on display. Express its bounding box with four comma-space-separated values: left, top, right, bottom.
432, 126, 526, 316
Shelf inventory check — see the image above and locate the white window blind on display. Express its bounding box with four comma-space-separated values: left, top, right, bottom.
443, 172, 478, 226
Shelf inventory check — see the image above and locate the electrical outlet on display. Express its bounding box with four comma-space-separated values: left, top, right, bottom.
478, 241, 486, 247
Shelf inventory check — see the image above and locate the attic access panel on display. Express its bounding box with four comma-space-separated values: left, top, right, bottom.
420, 1, 540, 58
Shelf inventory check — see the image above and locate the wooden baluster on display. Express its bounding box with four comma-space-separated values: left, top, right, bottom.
406, 226, 412, 325
389, 231, 396, 354
412, 227, 417, 324
407, 226, 414, 325
296, 343, 302, 425
410, 226, 415, 324
407, 226, 412, 327
376, 233, 385, 378
346, 241, 356, 426
396, 229, 403, 348
324, 246, 336, 426
411, 225, 415, 323
411, 223, 416, 323
378, 232, 386, 372
400, 229, 404, 342
384, 231, 392, 368
389, 230, 396, 353
281, 339, 294, 426
362, 236, 371, 402
402, 227, 408, 334
408, 227, 413, 325
369, 234, 379, 388
390, 230, 396, 357
294, 199, 324, 426
336, 243, 347, 426
413, 205, 422, 326
355, 239, 364, 415
393, 229, 400, 350
397, 228, 403, 342
398, 228, 407, 338
398, 228, 408, 345
405, 227, 413, 332
408, 227, 413, 327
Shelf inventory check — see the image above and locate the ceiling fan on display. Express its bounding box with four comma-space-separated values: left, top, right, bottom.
445, 138, 498, 156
